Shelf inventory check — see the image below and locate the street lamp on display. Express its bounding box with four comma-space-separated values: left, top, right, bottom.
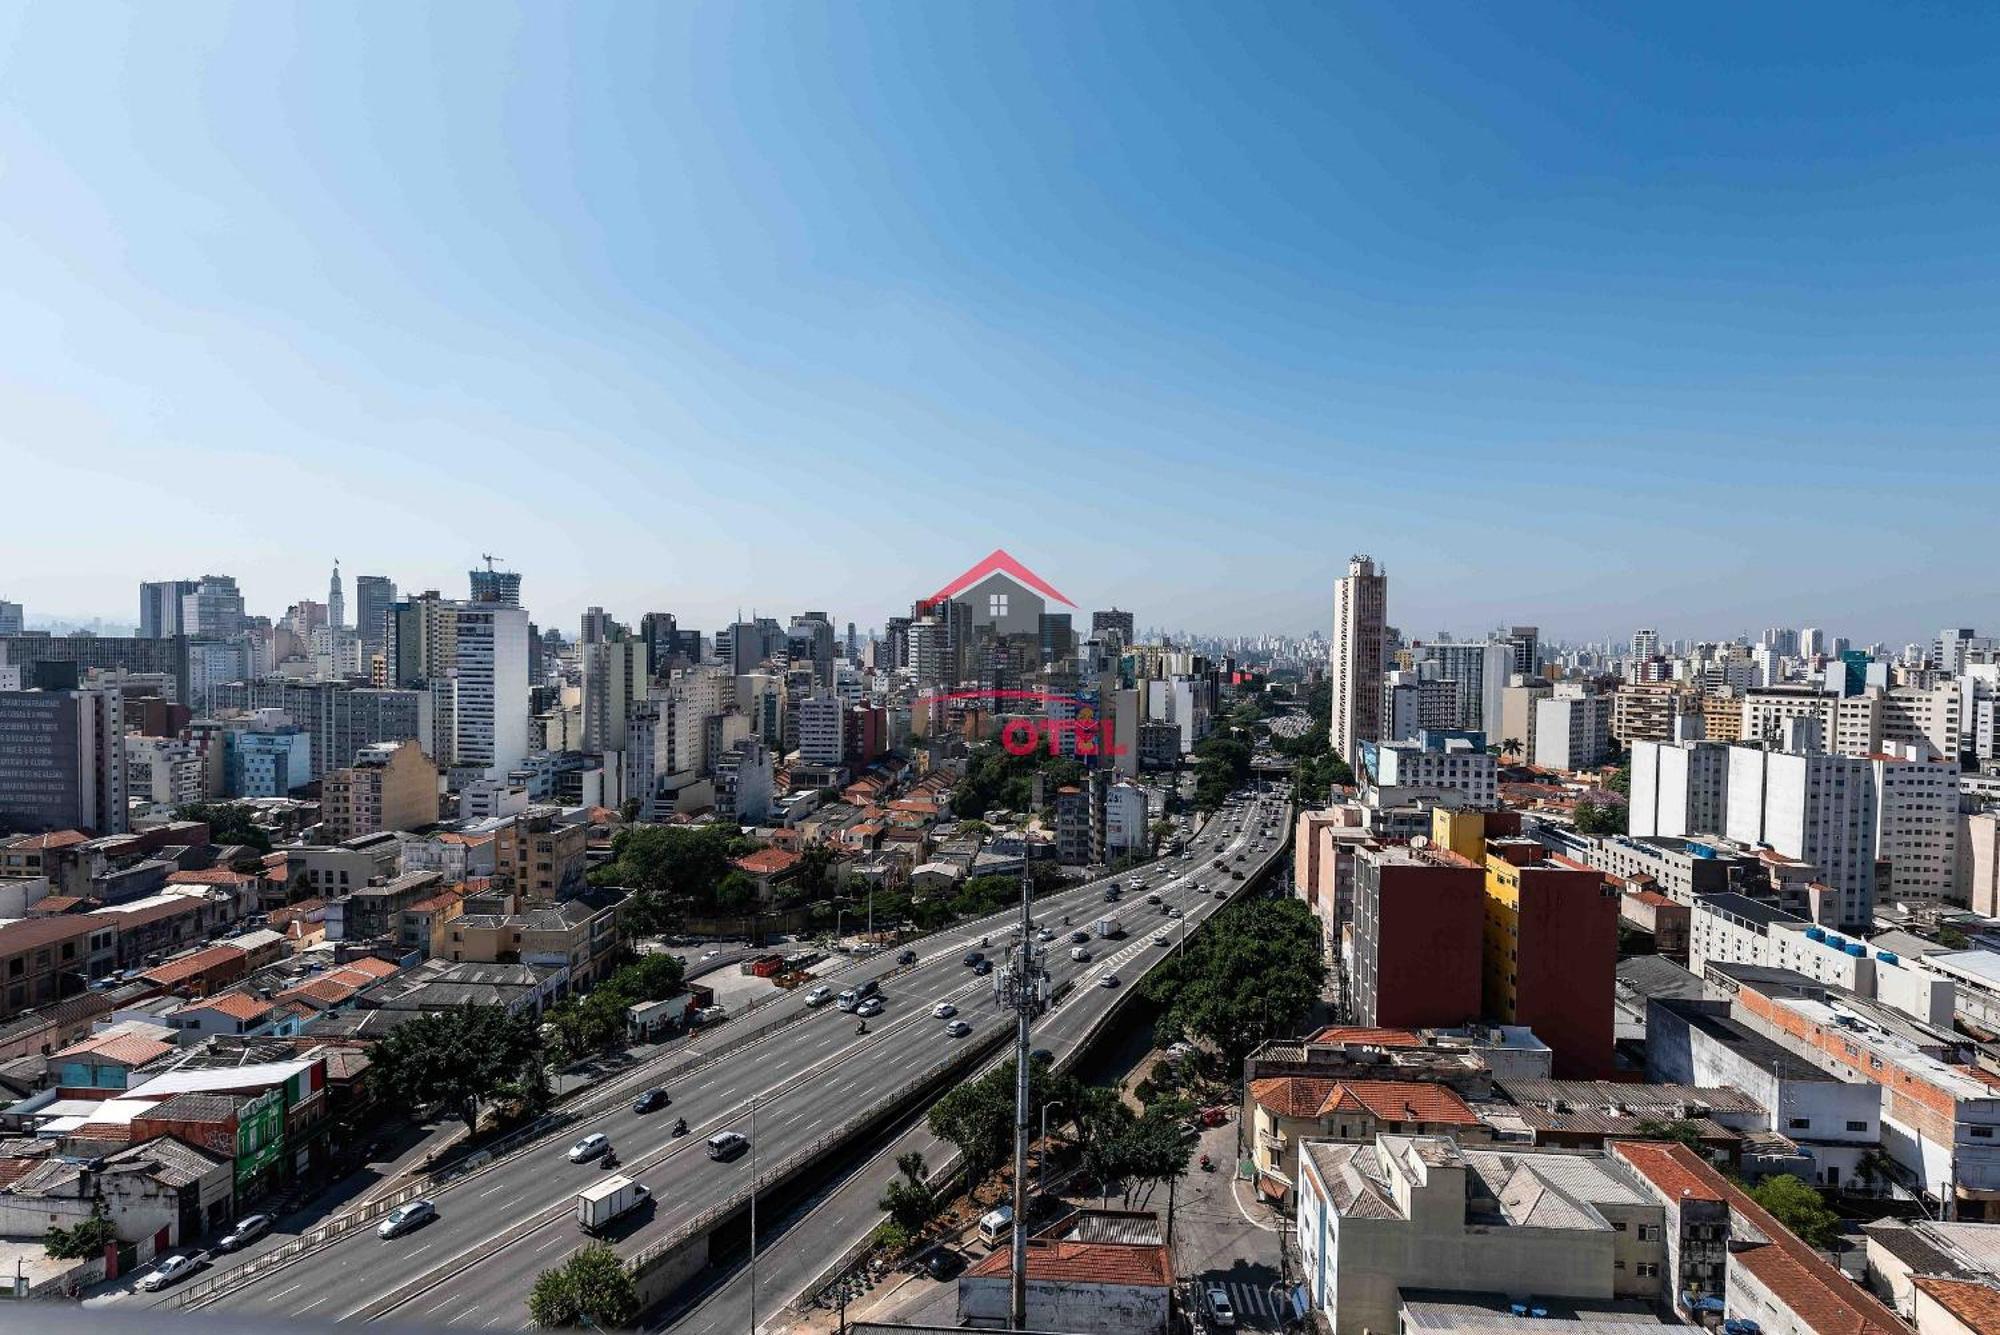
1038, 1100, 1066, 1199
748, 1096, 761, 1335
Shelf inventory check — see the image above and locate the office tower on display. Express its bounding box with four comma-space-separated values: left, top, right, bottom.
1497, 676, 1552, 756
224, 724, 312, 797
0, 601, 20, 636
1631, 628, 1660, 661
468, 565, 522, 607
884, 617, 912, 672
1505, 626, 1540, 677
639, 612, 699, 673
1329, 555, 1387, 768
1350, 844, 1484, 1029
0, 632, 191, 704
452, 603, 531, 780
327, 560, 345, 631
1090, 608, 1135, 647
582, 635, 649, 754
788, 613, 836, 687
1724, 746, 1877, 929
190, 574, 246, 638
354, 575, 396, 656
0, 677, 126, 835
1482, 843, 1618, 1078
1037, 612, 1074, 665
1532, 687, 1613, 771
1627, 739, 1732, 839
1414, 639, 1513, 735
138, 579, 198, 637
581, 606, 613, 646
211, 680, 430, 782
387, 592, 454, 689
1799, 627, 1828, 658
845, 621, 858, 661
714, 737, 774, 825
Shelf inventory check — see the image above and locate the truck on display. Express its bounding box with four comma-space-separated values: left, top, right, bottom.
576, 1175, 650, 1233
1094, 916, 1123, 939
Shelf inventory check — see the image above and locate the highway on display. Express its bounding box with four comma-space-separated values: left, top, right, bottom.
124, 788, 1289, 1329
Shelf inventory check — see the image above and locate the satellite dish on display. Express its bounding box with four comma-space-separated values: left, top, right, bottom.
1411, 835, 1429, 849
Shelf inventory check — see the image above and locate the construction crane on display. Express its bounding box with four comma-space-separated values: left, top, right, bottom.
480, 553, 503, 572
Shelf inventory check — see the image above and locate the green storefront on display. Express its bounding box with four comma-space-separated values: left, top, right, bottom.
235, 1087, 286, 1193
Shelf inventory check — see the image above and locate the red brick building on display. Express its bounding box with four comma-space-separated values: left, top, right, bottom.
1349, 844, 1484, 1030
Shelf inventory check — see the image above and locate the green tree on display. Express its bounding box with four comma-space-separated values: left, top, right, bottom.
1747, 1173, 1842, 1249
45, 1206, 113, 1259
527, 1243, 639, 1329
1574, 801, 1628, 835
796, 843, 838, 896
1630, 1119, 1706, 1151
928, 1070, 1016, 1183
878, 1150, 936, 1233
1939, 925, 1972, 949
714, 870, 758, 915
373, 1003, 544, 1136
617, 797, 642, 825
589, 824, 736, 906
173, 802, 273, 853
1141, 898, 1326, 1066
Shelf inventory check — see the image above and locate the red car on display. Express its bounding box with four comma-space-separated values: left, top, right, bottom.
1200, 1105, 1231, 1127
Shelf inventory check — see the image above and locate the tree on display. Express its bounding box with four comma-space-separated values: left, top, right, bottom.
1500, 738, 1524, 760
618, 797, 642, 825
173, 802, 272, 853
714, 871, 757, 915
589, 824, 736, 906
1630, 1119, 1706, 1152
1939, 924, 1972, 949
796, 842, 838, 896
1747, 1173, 1842, 1249
373, 1003, 544, 1136
45, 1207, 113, 1259
1574, 800, 1627, 835
928, 1069, 1016, 1183
878, 1149, 936, 1233
1141, 898, 1326, 1067
528, 1243, 639, 1329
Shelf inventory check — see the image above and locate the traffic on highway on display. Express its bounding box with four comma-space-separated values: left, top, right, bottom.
120, 787, 1290, 1330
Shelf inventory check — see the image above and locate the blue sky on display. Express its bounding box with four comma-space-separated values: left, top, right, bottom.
2, 3, 1996, 644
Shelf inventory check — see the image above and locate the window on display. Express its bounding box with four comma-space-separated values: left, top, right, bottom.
1973, 1127, 1995, 1139
988, 593, 1009, 618
1788, 1117, 1811, 1130
1846, 1120, 1868, 1132
1636, 1224, 1652, 1241
1637, 1263, 1660, 1279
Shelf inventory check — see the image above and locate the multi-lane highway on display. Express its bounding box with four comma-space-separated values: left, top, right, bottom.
122, 787, 1289, 1329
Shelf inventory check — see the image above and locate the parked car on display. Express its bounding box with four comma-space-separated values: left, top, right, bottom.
1207, 1286, 1238, 1327
567, 1133, 611, 1163
632, 1086, 670, 1114
138, 1254, 200, 1291
919, 1245, 964, 1280
378, 1199, 436, 1239
216, 1213, 272, 1252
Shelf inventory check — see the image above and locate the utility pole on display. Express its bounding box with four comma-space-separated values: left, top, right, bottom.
996, 851, 1047, 1332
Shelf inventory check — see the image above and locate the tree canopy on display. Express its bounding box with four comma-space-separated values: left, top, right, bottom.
953, 744, 1085, 818
543, 951, 687, 1061
1140, 898, 1326, 1066
527, 1243, 639, 1329
1747, 1173, 1842, 1249
1574, 800, 1628, 835
174, 801, 273, 854
592, 824, 743, 927
372, 1003, 545, 1135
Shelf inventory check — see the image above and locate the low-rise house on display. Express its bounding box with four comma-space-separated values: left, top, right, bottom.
0, 1134, 230, 1245
1913, 1276, 2000, 1335
958, 1211, 1171, 1334
1865, 1218, 2000, 1320
51, 1029, 177, 1094
1249, 1076, 1487, 1186
168, 991, 276, 1040
729, 847, 802, 900
139, 942, 251, 1000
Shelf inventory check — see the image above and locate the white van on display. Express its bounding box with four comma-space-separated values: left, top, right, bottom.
706, 1131, 748, 1160
977, 1205, 1014, 1246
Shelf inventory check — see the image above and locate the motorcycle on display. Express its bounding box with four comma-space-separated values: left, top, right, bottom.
601, 1149, 619, 1169
855, 1020, 869, 1035
1199, 1154, 1214, 1172
672, 1118, 689, 1137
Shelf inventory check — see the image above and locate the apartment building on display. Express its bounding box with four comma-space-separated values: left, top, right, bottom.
210, 680, 429, 783
1725, 745, 1878, 930
443, 894, 620, 990
322, 739, 438, 842
1610, 681, 1685, 748
1329, 556, 1387, 769
1481, 841, 1619, 1078
1349, 844, 1483, 1029
1372, 734, 1496, 806
493, 809, 587, 903
1869, 746, 1961, 906
0, 680, 127, 836
0, 916, 100, 1021
1628, 739, 1732, 841
1534, 686, 1614, 771
1249, 1080, 1485, 1183
1296, 1134, 1666, 1334
1687, 895, 1952, 1024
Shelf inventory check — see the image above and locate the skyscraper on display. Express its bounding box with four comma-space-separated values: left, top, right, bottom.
469, 566, 522, 607
138, 579, 199, 637
0, 675, 126, 835
1090, 608, 1135, 646
0, 600, 21, 636
327, 560, 345, 631
1632, 627, 1660, 661
1505, 626, 1539, 677
1329, 556, 1386, 769
354, 575, 396, 656
451, 602, 531, 780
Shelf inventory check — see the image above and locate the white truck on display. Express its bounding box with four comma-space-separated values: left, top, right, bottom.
576, 1175, 650, 1233
1094, 915, 1123, 939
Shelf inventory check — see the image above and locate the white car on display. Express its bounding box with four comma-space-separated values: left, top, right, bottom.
1070, 946, 1092, 962
855, 997, 885, 1018
933, 1002, 958, 1019
567, 1133, 611, 1163
377, 1199, 436, 1239
804, 985, 834, 1007
1154, 933, 1171, 946
138, 1253, 199, 1291
944, 1020, 972, 1037
216, 1212, 272, 1252
1207, 1285, 1238, 1327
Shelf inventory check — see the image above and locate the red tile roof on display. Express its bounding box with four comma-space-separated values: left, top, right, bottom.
335, 955, 400, 979
175, 991, 272, 1023
141, 943, 247, 988
276, 977, 359, 1008
965, 1239, 1171, 1287
54, 1032, 175, 1067
1915, 1277, 2000, 1334
1249, 1076, 1478, 1126
1610, 1140, 1724, 1204
405, 890, 465, 914
167, 868, 257, 887
1309, 1025, 1422, 1047
28, 895, 84, 913
732, 848, 801, 876
7, 830, 87, 851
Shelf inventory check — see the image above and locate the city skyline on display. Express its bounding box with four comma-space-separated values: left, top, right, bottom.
5, 4, 2000, 639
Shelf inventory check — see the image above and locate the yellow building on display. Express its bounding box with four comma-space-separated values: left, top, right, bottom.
322, 740, 438, 842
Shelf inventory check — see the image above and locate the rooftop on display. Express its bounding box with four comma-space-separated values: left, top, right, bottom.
170, 991, 275, 1023
1250, 1076, 1480, 1126
1914, 1277, 2000, 1333
1651, 1000, 1838, 1083
963, 1237, 1171, 1288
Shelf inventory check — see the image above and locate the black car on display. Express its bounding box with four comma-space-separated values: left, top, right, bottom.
919, 1246, 964, 1280
632, 1086, 670, 1114
963, 951, 984, 966
973, 960, 993, 976
897, 949, 918, 965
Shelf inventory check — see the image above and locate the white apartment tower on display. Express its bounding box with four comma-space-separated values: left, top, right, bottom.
1870, 746, 1961, 907
1329, 555, 1387, 769
1628, 739, 1731, 839
1724, 745, 1877, 929
451, 602, 530, 780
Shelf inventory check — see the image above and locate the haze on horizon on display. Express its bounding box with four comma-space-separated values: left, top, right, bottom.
2, 3, 1996, 644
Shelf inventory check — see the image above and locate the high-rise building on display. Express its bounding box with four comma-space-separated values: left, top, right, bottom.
1481, 836, 1618, 1078
191, 574, 246, 639
468, 566, 522, 608
451, 603, 531, 780
0, 677, 126, 835
1505, 626, 1540, 677
1413, 640, 1513, 735
1532, 686, 1614, 771
1090, 608, 1135, 646
582, 635, 649, 754
327, 561, 345, 631
0, 601, 21, 636
211, 680, 429, 781
138, 580, 198, 638
1724, 745, 1877, 929
1869, 746, 1960, 907
1628, 739, 1732, 840
1329, 556, 1387, 768
798, 691, 846, 767
323, 739, 439, 842
1799, 627, 1828, 658
354, 575, 396, 656
1350, 844, 1484, 1029
0, 632, 191, 704
1632, 628, 1660, 661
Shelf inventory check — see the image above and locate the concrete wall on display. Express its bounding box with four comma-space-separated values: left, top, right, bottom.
958, 1275, 1169, 1335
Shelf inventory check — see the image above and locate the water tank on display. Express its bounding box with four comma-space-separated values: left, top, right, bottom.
1846, 942, 1866, 957
1880, 951, 1901, 965
1805, 926, 1825, 942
